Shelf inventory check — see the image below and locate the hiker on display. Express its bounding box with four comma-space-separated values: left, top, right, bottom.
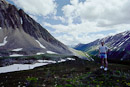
99, 41, 110, 71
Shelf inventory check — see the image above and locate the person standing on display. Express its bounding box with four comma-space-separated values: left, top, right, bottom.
99, 41, 110, 71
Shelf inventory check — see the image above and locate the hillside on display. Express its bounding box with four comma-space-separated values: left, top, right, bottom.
0, 58, 130, 87
0, 0, 73, 57
74, 31, 130, 60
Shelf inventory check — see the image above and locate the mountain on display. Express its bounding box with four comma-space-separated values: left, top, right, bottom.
74, 31, 130, 60
74, 43, 87, 51
0, 0, 73, 56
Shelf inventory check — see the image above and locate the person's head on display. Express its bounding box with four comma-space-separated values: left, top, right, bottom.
101, 41, 104, 46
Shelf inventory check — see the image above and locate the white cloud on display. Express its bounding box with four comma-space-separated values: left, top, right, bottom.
62, 0, 130, 26
11, 0, 130, 46
55, 32, 106, 46
11, 0, 57, 16
70, 0, 79, 5
43, 22, 110, 45
44, 0, 130, 46
53, 16, 66, 23
51, 0, 130, 45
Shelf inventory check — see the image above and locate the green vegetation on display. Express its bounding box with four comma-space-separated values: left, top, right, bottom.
0, 58, 130, 87
86, 46, 99, 55
26, 77, 38, 87
71, 48, 92, 60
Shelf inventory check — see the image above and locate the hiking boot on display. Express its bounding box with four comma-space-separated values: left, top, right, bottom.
100, 66, 104, 69
104, 67, 108, 71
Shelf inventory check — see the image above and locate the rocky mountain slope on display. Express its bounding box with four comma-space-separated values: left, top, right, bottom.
74, 31, 130, 60
0, 0, 73, 56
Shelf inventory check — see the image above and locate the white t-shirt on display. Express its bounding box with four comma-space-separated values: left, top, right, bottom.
99, 45, 108, 53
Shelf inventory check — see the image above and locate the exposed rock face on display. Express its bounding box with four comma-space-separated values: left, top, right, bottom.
0, 0, 73, 56
74, 31, 130, 60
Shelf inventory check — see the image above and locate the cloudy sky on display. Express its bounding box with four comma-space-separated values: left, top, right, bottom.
7, 0, 130, 46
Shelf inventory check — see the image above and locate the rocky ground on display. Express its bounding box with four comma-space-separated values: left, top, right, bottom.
0, 58, 37, 67
0, 54, 72, 67
0, 58, 130, 87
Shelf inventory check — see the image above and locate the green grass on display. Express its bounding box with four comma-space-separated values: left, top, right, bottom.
0, 58, 130, 87
71, 48, 92, 60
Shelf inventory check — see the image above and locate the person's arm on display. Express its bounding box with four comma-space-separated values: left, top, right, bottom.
108, 48, 110, 53
106, 46, 110, 54
98, 47, 100, 57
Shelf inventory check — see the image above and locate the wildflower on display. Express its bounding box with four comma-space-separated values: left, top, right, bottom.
126, 83, 130, 86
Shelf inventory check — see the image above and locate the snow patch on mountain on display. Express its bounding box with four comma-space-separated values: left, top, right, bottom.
122, 31, 128, 36
35, 40, 46, 49
36, 52, 45, 55
125, 37, 130, 42
38, 60, 56, 63
0, 63, 48, 73
118, 42, 125, 47
0, 58, 76, 73
67, 58, 75, 60
12, 48, 23, 51
113, 47, 117, 49
20, 17, 23, 24
0, 36, 8, 46
47, 51, 57, 54
10, 54, 24, 57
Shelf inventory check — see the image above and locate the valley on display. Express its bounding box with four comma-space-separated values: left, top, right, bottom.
0, 0, 130, 87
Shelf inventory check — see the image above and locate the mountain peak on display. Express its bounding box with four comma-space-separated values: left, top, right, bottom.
74, 30, 130, 60
0, 0, 73, 56
0, 0, 9, 4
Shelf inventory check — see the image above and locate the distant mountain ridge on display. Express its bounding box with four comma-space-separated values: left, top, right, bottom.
74, 43, 87, 51
74, 31, 130, 60
0, 0, 73, 56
